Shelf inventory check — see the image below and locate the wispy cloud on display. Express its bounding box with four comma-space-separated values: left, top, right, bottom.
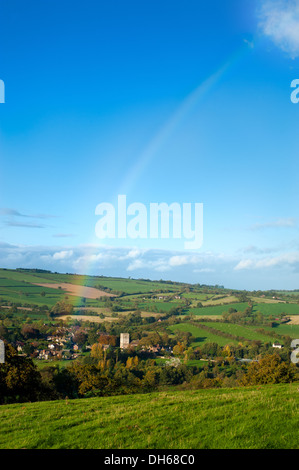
0, 208, 26, 217
0, 207, 56, 219
259, 0, 299, 58
4, 221, 46, 229
0, 207, 57, 229
250, 217, 297, 230
53, 233, 75, 238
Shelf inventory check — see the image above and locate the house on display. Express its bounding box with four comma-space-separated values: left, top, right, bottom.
272, 343, 283, 349
38, 349, 51, 360
148, 345, 161, 353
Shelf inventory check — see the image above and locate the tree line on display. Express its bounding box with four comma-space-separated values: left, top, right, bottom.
0, 339, 298, 405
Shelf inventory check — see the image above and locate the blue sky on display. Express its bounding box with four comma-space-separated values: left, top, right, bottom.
0, 0, 299, 290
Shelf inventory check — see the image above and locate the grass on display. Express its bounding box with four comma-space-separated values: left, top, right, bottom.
261, 323, 299, 339
185, 301, 299, 318
0, 383, 298, 449
187, 302, 249, 316
0, 269, 182, 307
169, 323, 239, 346
253, 303, 299, 316
199, 322, 278, 343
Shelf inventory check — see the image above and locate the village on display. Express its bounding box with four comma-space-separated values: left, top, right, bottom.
15, 325, 172, 364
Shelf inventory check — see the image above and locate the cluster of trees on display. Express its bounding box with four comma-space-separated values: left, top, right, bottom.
179, 354, 298, 390
49, 301, 74, 318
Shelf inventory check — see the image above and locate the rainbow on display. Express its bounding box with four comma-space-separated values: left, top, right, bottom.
72, 40, 255, 302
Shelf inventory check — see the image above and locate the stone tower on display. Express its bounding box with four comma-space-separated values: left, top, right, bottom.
120, 333, 130, 349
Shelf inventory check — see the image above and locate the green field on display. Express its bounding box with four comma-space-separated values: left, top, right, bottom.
252, 303, 299, 316
0, 269, 182, 303
261, 323, 299, 339
0, 383, 297, 449
138, 300, 182, 312
200, 321, 279, 343
186, 301, 299, 318
186, 302, 249, 316
169, 319, 289, 346
170, 323, 239, 346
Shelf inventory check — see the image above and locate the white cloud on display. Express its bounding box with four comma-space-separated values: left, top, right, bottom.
234, 252, 299, 270
169, 255, 190, 267
259, 0, 299, 58
53, 250, 74, 260
0, 241, 298, 289
234, 259, 255, 270
127, 259, 147, 271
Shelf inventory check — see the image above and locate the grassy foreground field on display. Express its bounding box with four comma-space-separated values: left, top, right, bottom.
0, 383, 298, 449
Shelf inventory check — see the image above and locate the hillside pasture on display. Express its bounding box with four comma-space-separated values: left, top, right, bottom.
169, 323, 239, 346
253, 303, 299, 316
187, 302, 249, 317
199, 321, 278, 344
0, 383, 297, 449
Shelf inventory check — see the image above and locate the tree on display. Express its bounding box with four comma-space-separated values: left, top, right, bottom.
98, 334, 117, 346
73, 329, 88, 346
142, 369, 158, 390
173, 341, 185, 356
91, 343, 104, 360
21, 324, 40, 339
50, 301, 73, 317
69, 362, 110, 396
126, 357, 135, 369
0, 343, 43, 403
240, 354, 298, 386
